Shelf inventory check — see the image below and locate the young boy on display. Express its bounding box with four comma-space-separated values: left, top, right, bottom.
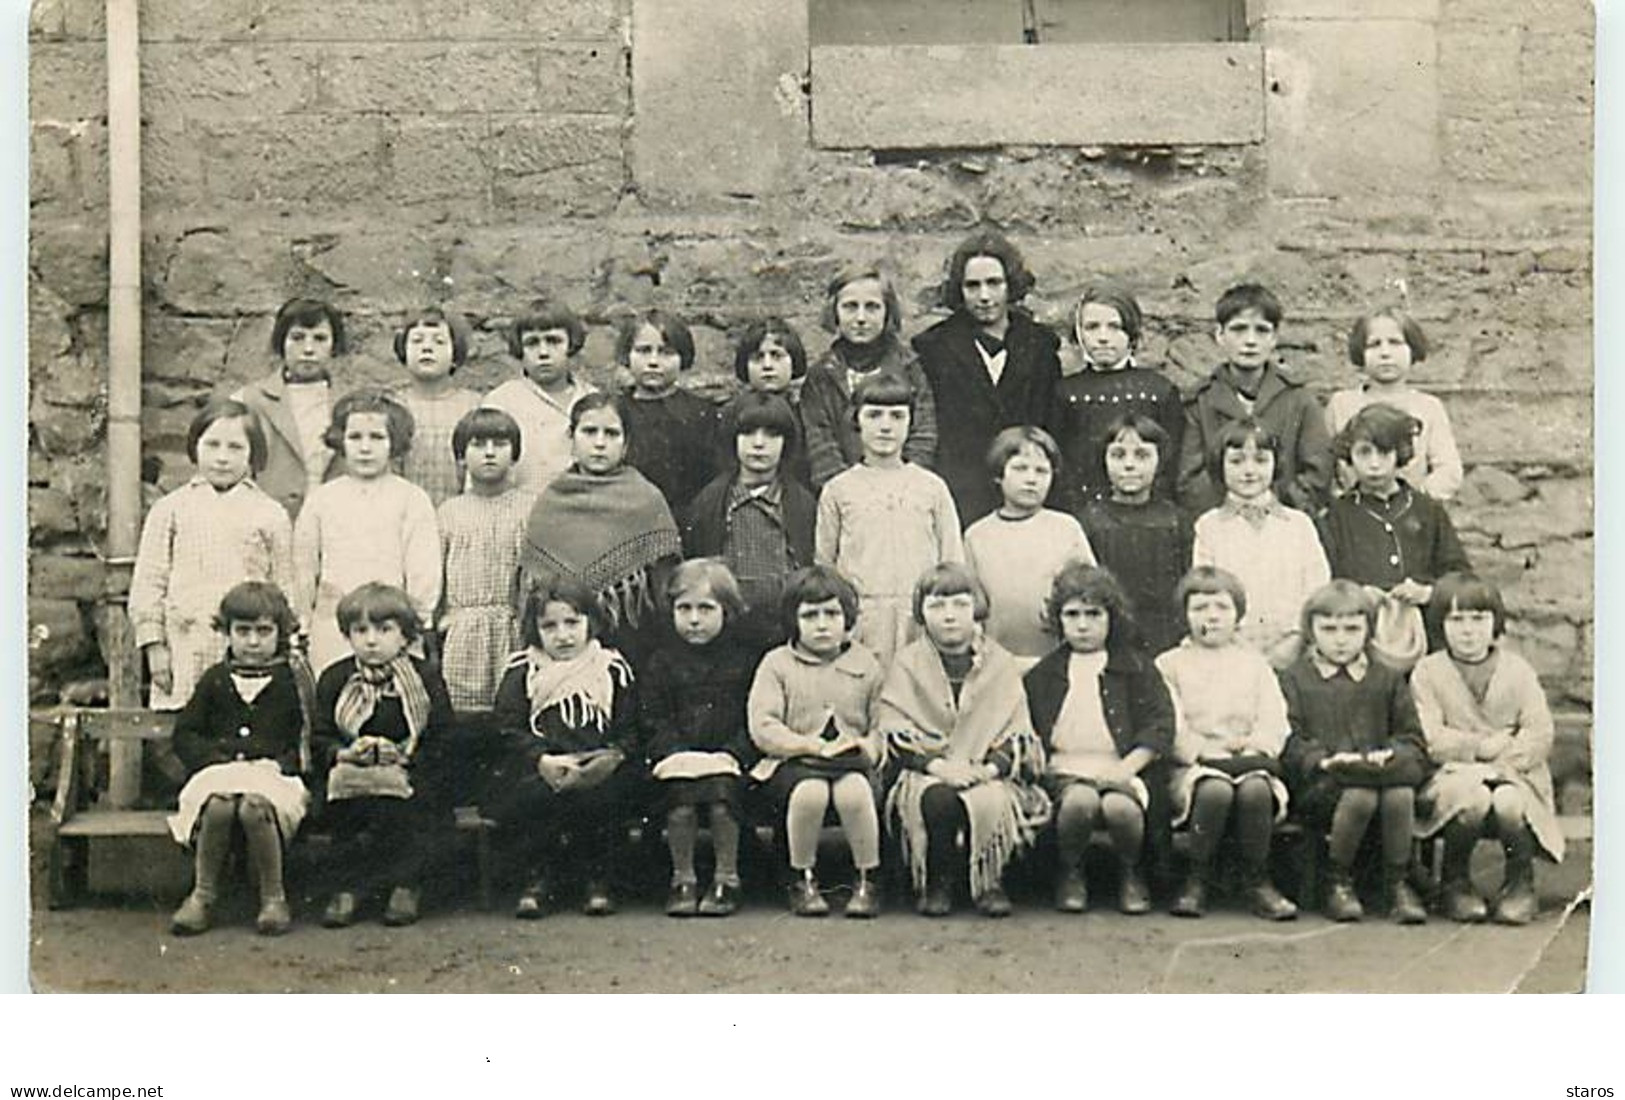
964, 426, 1095, 667
617, 310, 720, 515
681, 391, 817, 655
912, 230, 1062, 525
1280, 580, 1430, 924
481, 301, 596, 500
1177, 283, 1333, 514
394, 309, 480, 509
437, 407, 529, 713
312, 582, 455, 928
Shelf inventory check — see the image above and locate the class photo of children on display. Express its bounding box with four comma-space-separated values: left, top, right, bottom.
23, 0, 1595, 999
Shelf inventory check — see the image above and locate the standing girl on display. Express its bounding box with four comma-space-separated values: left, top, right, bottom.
880, 564, 1049, 918
747, 566, 887, 917
1327, 310, 1462, 500
233, 296, 346, 519
482, 300, 596, 500
1054, 283, 1185, 508
393, 308, 480, 509
816, 374, 964, 668
683, 391, 818, 655
722, 318, 813, 487
293, 389, 441, 675
1025, 563, 1174, 915
963, 426, 1096, 667
312, 583, 454, 929
618, 309, 721, 515
641, 560, 758, 917
131, 399, 294, 711
1079, 414, 1192, 659
800, 265, 938, 490
437, 407, 529, 712
167, 582, 312, 936
491, 576, 643, 918
519, 392, 683, 667
1413, 573, 1563, 925
1155, 567, 1297, 920
1192, 418, 1330, 669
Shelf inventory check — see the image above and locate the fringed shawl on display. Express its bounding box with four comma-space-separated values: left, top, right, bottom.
522, 464, 681, 632
878, 636, 1051, 897
510, 640, 634, 737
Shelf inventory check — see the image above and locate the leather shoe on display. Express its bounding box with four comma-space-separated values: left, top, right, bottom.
1246, 880, 1298, 922
666, 881, 701, 917
382, 886, 420, 927
698, 881, 739, 917
255, 896, 292, 936
788, 872, 829, 917
1387, 873, 1427, 925
845, 874, 880, 919
1493, 879, 1538, 926
1325, 872, 1364, 922
170, 891, 213, 936
583, 881, 616, 917
1054, 868, 1088, 913
1442, 877, 1488, 923
975, 886, 1013, 918
322, 890, 359, 929
1170, 875, 1207, 918
1118, 867, 1152, 915
514, 880, 548, 920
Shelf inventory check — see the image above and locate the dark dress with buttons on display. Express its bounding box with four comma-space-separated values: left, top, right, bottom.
1054, 365, 1185, 509
1079, 498, 1193, 659
172, 662, 306, 777
639, 637, 760, 814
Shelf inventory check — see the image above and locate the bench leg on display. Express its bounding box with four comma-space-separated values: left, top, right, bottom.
476, 826, 493, 912
47, 836, 88, 910
1298, 833, 1321, 912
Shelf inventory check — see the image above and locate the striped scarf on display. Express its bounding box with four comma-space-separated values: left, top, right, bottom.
334, 655, 431, 761
227, 652, 318, 773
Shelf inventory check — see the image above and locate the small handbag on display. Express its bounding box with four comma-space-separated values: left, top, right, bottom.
1370, 595, 1427, 673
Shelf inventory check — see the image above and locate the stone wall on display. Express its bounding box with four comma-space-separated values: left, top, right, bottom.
27, 0, 1593, 708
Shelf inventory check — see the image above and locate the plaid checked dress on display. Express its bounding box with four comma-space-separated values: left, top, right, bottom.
398, 387, 481, 509
437, 487, 529, 710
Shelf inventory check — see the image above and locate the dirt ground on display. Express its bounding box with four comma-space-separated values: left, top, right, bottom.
27, 810, 1591, 994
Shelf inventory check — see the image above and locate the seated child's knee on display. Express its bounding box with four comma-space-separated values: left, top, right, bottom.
1059, 783, 1102, 820
1380, 785, 1415, 810
667, 804, 698, 825
1490, 784, 1526, 820
1101, 792, 1143, 825
201, 794, 239, 825
238, 794, 277, 824
1193, 777, 1235, 811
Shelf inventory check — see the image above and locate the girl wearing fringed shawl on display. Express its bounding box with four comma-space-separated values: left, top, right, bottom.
490, 575, 644, 920
168, 582, 314, 938
520, 392, 683, 669
311, 583, 454, 930
880, 564, 1049, 919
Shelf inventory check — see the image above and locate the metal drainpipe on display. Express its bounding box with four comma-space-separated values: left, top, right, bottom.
103, 0, 143, 807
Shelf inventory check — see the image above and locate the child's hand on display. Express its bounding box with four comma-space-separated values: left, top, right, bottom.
1389, 579, 1432, 607
536, 755, 576, 790
576, 749, 625, 786
1320, 751, 1362, 772
1475, 733, 1512, 762
820, 734, 860, 759
928, 759, 982, 788
145, 643, 173, 695
1222, 731, 1252, 754
1365, 748, 1394, 766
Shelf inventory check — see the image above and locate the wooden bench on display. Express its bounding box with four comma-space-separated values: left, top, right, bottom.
45, 708, 500, 911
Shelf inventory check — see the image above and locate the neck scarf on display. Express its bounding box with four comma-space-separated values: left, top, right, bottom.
1223, 490, 1279, 528
512, 640, 634, 735
833, 336, 890, 375
522, 465, 682, 631
226, 651, 317, 772
334, 655, 431, 760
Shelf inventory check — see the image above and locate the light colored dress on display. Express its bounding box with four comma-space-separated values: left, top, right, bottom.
1411, 647, 1564, 861
964, 509, 1095, 665
480, 375, 596, 501
437, 487, 529, 710
1192, 496, 1330, 666
815, 462, 964, 669
1156, 640, 1291, 826
129, 477, 294, 711
292, 473, 442, 676
398, 387, 481, 508
1326, 384, 1463, 501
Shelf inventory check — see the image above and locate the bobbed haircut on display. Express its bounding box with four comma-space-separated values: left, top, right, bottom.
941, 229, 1036, 311
393, 308, 469, 368
1096, 412, 1169, 479
729, 390, 799, 440
518, 573, 604, 647
781, 565, 861, 639
1299, 579, 1377, 640
323, 388, 416, 459
1175, 565, 1248, 622
850, 371, 915, 414
1216, 417, 1282, 458
1427, 571, 1507, 639
1043, 561, 1138, 651
733, 317, 809, 383
1073, 281, 1144, 348
1347, 310, 1429, 367
616, 309, 696, 372
985, 424, 1062, 480
1334, 402, 1419, 469
912, 561, 990, 625
820, 264, 903, 338
213, 581, 298, 652
1214, 283, 1284, 327
270, 297, 347, 358
508, 300, 588, 358
568, 390, 633, 443
187, 398, 269, 475
451, 406, 523, 463
335, 582, 422, 641
666, 557, 748, 622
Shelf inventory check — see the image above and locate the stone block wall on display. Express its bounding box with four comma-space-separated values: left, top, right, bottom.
28, 0, 1593, 709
